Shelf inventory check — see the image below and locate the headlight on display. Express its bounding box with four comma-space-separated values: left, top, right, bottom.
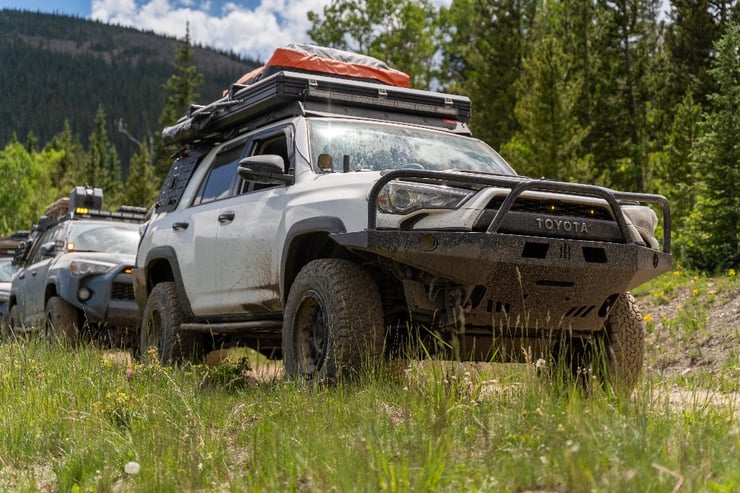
69, 259, 117, 276
377, 182, 474, 215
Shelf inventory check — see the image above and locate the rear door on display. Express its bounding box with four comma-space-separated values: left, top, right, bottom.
211, 126, 293, 315
174, 137, 249, 316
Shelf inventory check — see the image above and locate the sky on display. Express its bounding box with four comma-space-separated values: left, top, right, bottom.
0, 0, 337, 61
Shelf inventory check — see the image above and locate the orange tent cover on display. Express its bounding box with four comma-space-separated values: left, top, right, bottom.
228, 44, 410, 94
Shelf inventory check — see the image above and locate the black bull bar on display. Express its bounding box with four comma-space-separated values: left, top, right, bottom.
331, 170, 673, 332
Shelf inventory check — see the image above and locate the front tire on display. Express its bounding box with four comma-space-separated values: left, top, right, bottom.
603, 293, 645, 391
140, 282, 205, 365
45, 296, 80, 345
5, 304, 22, 341
283, 259, 384, 383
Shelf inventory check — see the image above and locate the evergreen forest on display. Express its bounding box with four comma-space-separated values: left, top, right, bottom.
0, 2, 738, 273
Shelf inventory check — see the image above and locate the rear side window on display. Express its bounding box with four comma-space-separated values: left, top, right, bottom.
194, 141, 247, 205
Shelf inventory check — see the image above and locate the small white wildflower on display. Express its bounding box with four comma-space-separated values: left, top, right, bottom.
535, 358, 546, 369
124, 461, 141, 475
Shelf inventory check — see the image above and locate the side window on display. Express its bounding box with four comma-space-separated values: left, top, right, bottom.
28, 227, 61, 265
194, 140, 247, 205
238, 128, 292, 194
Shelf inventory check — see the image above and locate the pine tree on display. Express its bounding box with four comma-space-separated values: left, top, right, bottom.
153, 23, 204, 180
44, 119, 87, 192
85, 105, 123, 205
680, 23, 740, 272
588, 0, 663, 191
123, 139, 159, 208
653, 92, 703, 231
663, 0, 719, 107
439, 0, 537, 149
502, 1, 591, 182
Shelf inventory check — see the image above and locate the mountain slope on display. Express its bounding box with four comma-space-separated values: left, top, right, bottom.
0, 9, 260, 166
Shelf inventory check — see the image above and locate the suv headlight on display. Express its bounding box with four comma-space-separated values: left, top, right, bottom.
69, 259, 117, 276
377, 182, 474, 215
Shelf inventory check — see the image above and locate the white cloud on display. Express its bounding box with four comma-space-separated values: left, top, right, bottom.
91, 0, 332, 61
91, 0, 453, 61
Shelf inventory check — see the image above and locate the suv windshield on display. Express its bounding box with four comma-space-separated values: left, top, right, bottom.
67, 222, 140, 254
308, 119, 516, 175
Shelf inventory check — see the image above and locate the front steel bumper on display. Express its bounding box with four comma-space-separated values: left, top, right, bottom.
333, 170, 672, 333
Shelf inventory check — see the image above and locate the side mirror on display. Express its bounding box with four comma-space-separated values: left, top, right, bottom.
238, 155, 292, 185
40, 242, 56, 257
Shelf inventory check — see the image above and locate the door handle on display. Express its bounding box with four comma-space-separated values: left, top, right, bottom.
172, 222, 189, 231
218, 211, 235, 223
31, 272, 37, 277
18, 273, 25, 280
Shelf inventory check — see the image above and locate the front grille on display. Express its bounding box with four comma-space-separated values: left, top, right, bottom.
485, 197, 613, 220
112, 282, 135, 300
473, 196, 614, 232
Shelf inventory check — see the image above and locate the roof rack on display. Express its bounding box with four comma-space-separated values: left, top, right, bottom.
42, 186, 148, 229
163, 70, 472, 147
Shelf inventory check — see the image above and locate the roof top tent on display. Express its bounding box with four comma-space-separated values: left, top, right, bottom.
162, 44, 472, 147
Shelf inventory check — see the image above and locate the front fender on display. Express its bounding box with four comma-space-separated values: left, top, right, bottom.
280, 216, 346, 301
139, 246, 194, 318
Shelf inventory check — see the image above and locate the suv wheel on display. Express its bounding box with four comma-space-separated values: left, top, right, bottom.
603, 293, 645, 391
46, 296, 80, 345
4, 304, 22, 341
140, 282, 205, 364
551, 293, 644, 393
283, 259, 384, 383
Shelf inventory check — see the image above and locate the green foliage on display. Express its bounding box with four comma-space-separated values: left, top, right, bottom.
501, 2, 592, 182
653, 92, 703, 231
439, 0, 536, 149
83, 105, 124, 206
2, 339, 740, 491
0, 138, 62, 232
123, 139, 159, 208
153, 23, 206, 180
679, 24, 740, 272
0, 10, 257, 174
586, 0, 664, 192
663, 0, 720, 107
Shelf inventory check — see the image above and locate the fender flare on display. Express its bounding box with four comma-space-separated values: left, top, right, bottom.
142, 245, 194, 319
281, 216, 346, 299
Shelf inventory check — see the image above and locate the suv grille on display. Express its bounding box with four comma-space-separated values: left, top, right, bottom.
112, 282, 135, 300
473, 196, 614, 232
485, 196, 613, 220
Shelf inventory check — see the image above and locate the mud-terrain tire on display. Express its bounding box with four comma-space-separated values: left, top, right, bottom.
603, 293, 645, 391
140, 282, 205, 365
283, 259, 385, 383
5, 304, 22, 341
45, 296, 80, 345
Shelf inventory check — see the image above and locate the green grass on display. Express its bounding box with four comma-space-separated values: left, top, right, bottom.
633, 268, 740, 392
1, 335, 739, 492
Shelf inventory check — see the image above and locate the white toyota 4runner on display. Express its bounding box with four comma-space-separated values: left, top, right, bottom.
133, 45, 672, 389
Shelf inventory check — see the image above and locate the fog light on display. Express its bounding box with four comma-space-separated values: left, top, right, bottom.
78, 288, 92, 301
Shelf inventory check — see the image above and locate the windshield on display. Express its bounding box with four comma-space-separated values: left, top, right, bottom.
308, 119, 516, 175
0, 258, 16, 282
67, 222, 140, 255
